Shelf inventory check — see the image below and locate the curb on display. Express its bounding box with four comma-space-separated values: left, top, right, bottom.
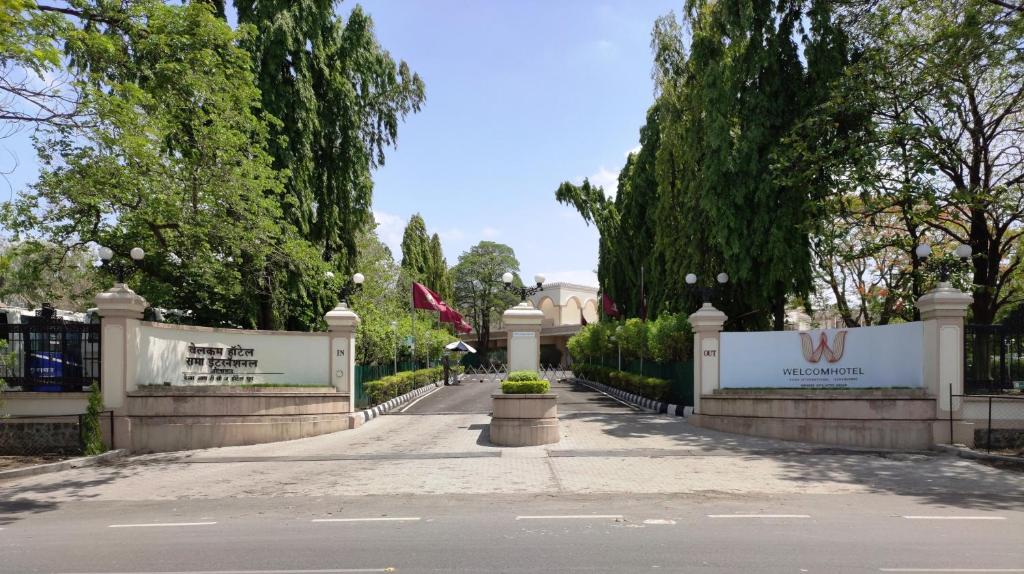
350, 381, 443, 427
933, 443, 1024, 466
572, 378, 693, 418
0, 449, 129, 481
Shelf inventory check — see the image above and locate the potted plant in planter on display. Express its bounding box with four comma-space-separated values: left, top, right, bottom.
490, 370, 559, 446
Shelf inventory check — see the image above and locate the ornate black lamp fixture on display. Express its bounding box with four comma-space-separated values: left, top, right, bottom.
685, 271, 729, 304
98, 245, 145, 284
915, 243, 972, 282
326, 271, 365, 305
502, 272, 545, 302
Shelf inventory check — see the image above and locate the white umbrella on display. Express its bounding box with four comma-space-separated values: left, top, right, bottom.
445, 340, 477, 353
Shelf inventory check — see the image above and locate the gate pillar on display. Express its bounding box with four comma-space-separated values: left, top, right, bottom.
325, 303, 360, 410
95, 284, 148, 411
503, 303, 544, 373
917, 282, 972, 423
689, 303, 727, 416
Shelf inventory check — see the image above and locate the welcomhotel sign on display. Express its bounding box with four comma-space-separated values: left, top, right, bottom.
720, 323, 923, 389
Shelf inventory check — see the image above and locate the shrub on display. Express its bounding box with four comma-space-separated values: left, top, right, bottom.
571, 364, 669, 402
363, 366, 445, 406
507, 370, 540, 382
82, 382, 105, 455
501, 379, 550, 394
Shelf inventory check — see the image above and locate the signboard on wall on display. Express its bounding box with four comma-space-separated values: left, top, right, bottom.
720, 323, 923, 389
135, 325, 330, 386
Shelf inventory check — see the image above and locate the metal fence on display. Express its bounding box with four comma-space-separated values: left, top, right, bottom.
353, 361, 420, 409
964, 322, 1024, 394
0, 321, 102, 392
950, 388, 1024, 455
577, 357, 695, 406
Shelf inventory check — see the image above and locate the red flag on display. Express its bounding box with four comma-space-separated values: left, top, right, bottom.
454, 318, 473, 334
602, 293, 620, 318
412, 282, 445, 312
440, 306, 462, 324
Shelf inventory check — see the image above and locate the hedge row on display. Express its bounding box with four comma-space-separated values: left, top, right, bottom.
571, 364, 669, 403
501, 370, 550, 394
364, 366, 462, 406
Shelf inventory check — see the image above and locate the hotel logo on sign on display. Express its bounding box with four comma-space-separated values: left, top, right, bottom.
800, 331, 847, 363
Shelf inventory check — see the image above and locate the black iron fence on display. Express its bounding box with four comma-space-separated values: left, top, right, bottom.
0, 322, 102, 392
950, 389, 1024, 455
964, 323, 1024, 395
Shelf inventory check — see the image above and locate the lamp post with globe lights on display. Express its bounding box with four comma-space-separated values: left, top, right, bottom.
325, 271, 365, 306
502, 272, 545, 302
685, 272, 729, 306
915, 243, 973, 283
98, 245, 145, 285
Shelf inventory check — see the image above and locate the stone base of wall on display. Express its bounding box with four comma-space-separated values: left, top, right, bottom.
0, 421, 81, 455
692, 392, 940, 450
116, 387, 352, 453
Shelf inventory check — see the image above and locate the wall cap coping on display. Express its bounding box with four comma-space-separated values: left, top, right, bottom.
917, 283, 973, 319
503, 302, 544, 325
95, 283, 148, 318
2, 392, 91, 399
324, 303, 361, 330
689, 303, 727, 330
491, 393, 559, 399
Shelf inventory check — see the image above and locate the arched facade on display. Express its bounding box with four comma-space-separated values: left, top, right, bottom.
538, 297, 557, 327
563, 297, 582, 325
582, 298, 598, 324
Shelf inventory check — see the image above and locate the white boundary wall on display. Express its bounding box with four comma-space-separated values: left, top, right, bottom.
134, 322, 330, 387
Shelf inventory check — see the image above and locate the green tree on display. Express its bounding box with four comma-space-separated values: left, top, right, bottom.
0, 241, 103, 311
427, 233, 454, 302
451, 241, 521, 362
3, 0, 332, 330
400, 213, 431, 281
235, 1, 425, 275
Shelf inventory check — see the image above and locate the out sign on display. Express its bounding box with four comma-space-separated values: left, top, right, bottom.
703, 349, 717, 357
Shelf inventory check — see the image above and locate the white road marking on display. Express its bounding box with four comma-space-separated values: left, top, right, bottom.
56, 564, 393, 568
880, 564, 1024, 568
312, 517, 421, 523
397, 385, 442, 413
707, 514, 811, 519
643, 519, 677, 525
108, 522, 217, 528
901, 516, 1007, 520
515, 514, 623, 520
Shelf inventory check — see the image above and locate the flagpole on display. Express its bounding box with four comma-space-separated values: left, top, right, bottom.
411, 286, 417, 369
640, 265, 645, 376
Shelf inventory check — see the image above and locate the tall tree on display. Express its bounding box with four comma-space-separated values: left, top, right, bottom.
3, 0, 331, 329
451, 241, 520, 362
399, 213, 431, 281
427, 232, 453, 302
235, 0, 425, 275
652, 1, 851, 329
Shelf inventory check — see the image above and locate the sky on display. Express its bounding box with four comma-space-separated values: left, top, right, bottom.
1, 0, 684, 289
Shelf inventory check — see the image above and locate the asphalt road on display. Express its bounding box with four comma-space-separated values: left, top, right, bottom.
399, 373, 640, 415
2, 492, 1022, 573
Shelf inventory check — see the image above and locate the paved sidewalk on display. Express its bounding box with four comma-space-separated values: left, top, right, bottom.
4, 402, 1023, 510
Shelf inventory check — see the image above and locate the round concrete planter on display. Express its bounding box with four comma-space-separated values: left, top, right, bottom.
490, 393, 559, 447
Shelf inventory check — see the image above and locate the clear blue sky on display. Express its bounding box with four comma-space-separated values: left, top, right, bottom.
1, 0, 684, 288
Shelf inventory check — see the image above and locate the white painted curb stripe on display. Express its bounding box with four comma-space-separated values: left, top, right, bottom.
515, 515, 623, 520
109, 522, 217, 528
313, 517, 421, 522
55, 569, 395, 573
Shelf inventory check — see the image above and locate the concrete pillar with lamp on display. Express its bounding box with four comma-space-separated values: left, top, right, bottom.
686, 272, 729, 417
501, 272, 545, 373
324, 272, 363, 413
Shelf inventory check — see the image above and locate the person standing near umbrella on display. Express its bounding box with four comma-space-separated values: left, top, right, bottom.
442, 353, 452, 386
